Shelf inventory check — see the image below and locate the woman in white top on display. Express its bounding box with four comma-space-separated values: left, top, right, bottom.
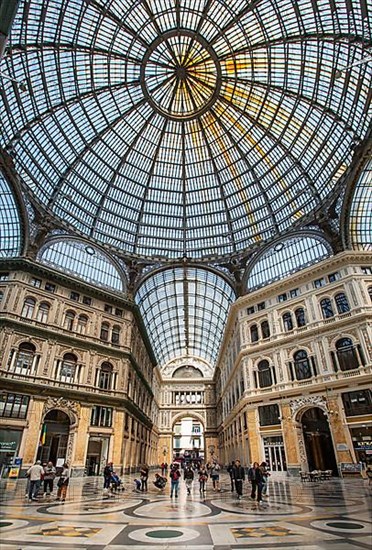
56, 463, 70, 502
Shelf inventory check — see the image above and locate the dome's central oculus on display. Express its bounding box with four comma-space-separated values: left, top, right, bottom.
141, 30, 221, 121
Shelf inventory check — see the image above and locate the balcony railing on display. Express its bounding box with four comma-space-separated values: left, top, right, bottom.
0, 368, 126, 398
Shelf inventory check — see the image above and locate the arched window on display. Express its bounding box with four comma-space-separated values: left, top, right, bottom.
76, 314, 88, 334
100, 322, 109, 341
13, 342, 36, 374
22, 297, 36, 318
336, 338, 359, 371
59, 353, 78, 383
320, 298, 334, 319
335, 293, 350, 314
294, 350, 312, 380
98, 362, 113, 390
111, 325, 120, 345
37, 302, 50, 323
283, 312, 293, 331
64, 310, 75, 330
250, 324, 259, 343
261, 320, 270, 339
258, 360, 272, 388
295, 307, 306, 327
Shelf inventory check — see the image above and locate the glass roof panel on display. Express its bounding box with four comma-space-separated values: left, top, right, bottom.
1, 0, 370, 260
39, 239, 125, 291
135, 267, 236, 370
0, 171, 22, 258
247, 235, 333, 291
349, 159, 372, 252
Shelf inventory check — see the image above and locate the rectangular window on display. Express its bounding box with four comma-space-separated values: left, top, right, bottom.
257, 301, 266, 310
258, 404, 281, 426
0, 393, 30, 418
247, 306, 255, 315
361, 266, 372, 275
313, 277, 326, 288
342, 390, 372, 416
70, 291, 80, 301
82, 296, 92, 305
290, 288, 299, 298
328, 272, 340, 282
277, 293, 287, 302
31, 277, 42, 288
0, 273, 9, 281
45, 282, 56, 293
104, 304, 113, 314
115, 308, 123, 317
90, 406, 113, 427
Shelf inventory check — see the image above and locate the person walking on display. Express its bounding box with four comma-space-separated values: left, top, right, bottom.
198, 464, 208, 494
227, 461, 235, 491
43, 461, 56, 496
260, 461, 270, 497
140, 464, 149, 492
56, 463, 70, 502
184, 464, 194, 495
169, 464, 181, 497
103, 462, 113, 490
209, 461, 221, 492
248, 461, 264, 504
27, 460, 44, 502
232, 459, 245, 500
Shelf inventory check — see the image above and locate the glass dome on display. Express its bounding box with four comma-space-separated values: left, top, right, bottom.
1, 0, 370, 260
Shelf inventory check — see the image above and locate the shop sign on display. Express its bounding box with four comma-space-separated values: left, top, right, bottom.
0, 441, 18, 451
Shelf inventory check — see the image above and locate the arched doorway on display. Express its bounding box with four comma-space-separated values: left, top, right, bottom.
301, 407, 337, 473
39, 410, 70, 466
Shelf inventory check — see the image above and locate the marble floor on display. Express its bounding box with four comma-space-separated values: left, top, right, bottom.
0, 472, 371, 550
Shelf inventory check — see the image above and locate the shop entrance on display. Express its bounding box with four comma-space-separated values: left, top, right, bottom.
39, 410, 70, 466
263, 435, 287, 472
85, 437, 109, 475
301, 407, 338, 473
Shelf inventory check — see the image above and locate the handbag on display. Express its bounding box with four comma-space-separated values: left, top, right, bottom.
57, 477, 65, 487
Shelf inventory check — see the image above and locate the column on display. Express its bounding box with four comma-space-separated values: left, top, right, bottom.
281, 403, 301, 475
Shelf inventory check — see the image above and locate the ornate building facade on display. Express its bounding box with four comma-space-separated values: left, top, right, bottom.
0, 261, 159, 475
215, 252, 372, 475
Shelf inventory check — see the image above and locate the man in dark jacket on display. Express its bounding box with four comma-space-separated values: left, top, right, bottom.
248, 461, 264, 503
232, 459, 245, 499
227, 460, 235, 491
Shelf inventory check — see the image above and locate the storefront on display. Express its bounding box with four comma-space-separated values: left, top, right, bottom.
349, 426, 372, 465
0, 429, 22, 478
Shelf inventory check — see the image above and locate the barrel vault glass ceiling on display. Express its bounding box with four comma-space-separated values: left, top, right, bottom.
0, 0, 371, 374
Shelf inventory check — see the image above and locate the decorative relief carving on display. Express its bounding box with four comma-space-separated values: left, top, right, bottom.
289, 395, 326, 417
66, 432, 74, 465
297, 426, 307, 465
275, 352, 283, 381
43, 397, 80, 423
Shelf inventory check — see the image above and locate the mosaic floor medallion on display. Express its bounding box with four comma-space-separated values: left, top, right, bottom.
128, 526, 201, 543
133, 500, 211, 518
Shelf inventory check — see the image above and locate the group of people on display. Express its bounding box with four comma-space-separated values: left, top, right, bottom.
26, 460, 70, 502
227, 460, 270, 503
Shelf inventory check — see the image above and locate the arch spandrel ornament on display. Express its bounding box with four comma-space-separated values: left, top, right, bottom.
289, 395, 327, 420
43, 397, 80, 425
